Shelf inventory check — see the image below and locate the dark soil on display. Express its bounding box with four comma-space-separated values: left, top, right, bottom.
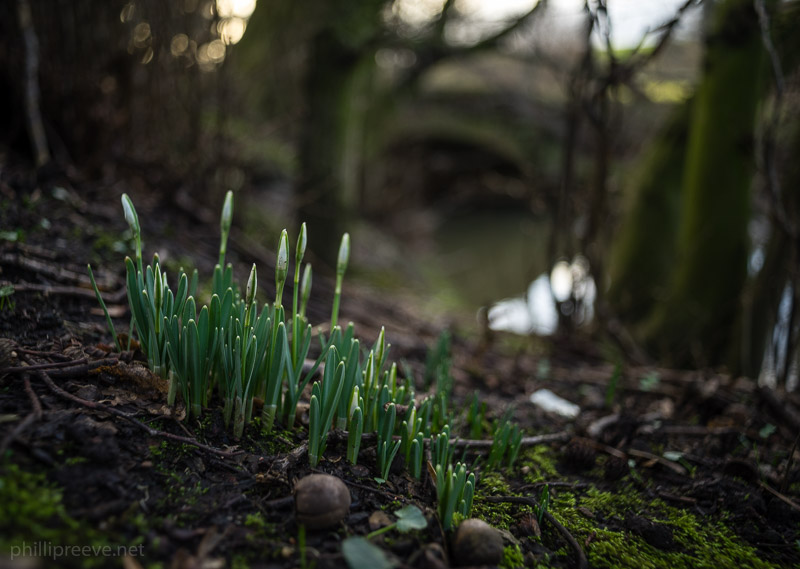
1, 163, 800, 569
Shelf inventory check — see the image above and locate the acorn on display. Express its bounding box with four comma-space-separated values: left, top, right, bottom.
294, 474, 351, 530
450, 518, 504, 567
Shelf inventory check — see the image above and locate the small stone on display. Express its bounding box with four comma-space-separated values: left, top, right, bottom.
294, 474, 351, 530
369, 510, 393, 532
451, 518, 504, 567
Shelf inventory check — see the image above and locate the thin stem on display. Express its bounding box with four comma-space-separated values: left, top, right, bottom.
366, 523, 397, 540
87, 264, 120, 351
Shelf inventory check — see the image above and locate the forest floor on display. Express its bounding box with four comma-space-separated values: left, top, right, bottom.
1, 162, 800, 569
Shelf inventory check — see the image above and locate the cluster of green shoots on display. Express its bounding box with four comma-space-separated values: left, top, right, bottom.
90, 192, 533, 532
118, 191, 324, 440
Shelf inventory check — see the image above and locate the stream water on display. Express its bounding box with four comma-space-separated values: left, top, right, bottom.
429, 209, 595, 335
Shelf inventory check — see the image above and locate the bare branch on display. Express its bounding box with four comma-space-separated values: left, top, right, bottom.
394, 0, 546, 89
16, 0, 50, 168
433, 0, 457, 41
754, 0, 796, 240
463, 0, 545, 55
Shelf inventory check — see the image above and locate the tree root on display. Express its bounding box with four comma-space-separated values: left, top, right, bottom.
0, 375, 43, 456
28, 360, 241, 459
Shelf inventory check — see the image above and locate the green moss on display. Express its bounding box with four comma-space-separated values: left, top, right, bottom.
546, 487, 781, 569
64, 456, 88, 466
520, 445, 560, 484
500, 544, 526, 569
245, 512, 277, 541
471, 472, 532, 530
231, 555, 250, 569
0, 462, 145, 568
480, 471, 511, 495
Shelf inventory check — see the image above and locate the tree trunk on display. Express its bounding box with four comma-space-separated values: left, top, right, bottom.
606, 99, 691, 323
643, 0, 767, 366
296, 4, 381, 267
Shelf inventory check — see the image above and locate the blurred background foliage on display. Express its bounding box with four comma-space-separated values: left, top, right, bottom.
1, 0, 799, 387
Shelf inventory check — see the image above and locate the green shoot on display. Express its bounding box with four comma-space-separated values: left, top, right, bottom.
537, 484, 550, 526
164, 300, 220, 419
330, 232, 349, 330
335, 334, 361, 430
435, 461, 475, 531
297, 524, 316, 569
299, 264, 312, 319
398, 402, 425, 479
121, 193, 142, 275
486, 421, 523, 470
400, 403, 422, 466
260, 313, 288, 433
432, 424, 453, 471
281, 317, 315, 428
408, 434, 424, 479
0, 284, 15, 311
308, 347, 345, 467
87, 264, 120, 351
293, 222, 307, 320
218, 190, 233, 268
376, 403, 401, 482
275, 229, 289, 308
347, 405, 363, 465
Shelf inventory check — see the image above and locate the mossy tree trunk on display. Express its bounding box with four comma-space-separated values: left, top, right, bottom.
606, 99, 692, 324
642, 0, 768, 366
296, 2, 382, 266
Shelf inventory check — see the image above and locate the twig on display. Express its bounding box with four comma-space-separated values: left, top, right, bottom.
754, 0, 795, 240
337, 476, 410, 502
517, 481, 590, 491
759, 481, 800, 513
627, 448, 687, 476
656, 425, 742, 437
2, 357, 89, 374
4, 357, 123, 380
32, 364, 240, 458
628, 0, 699, 73
658, 491, 697, 505
15, 347, 73, 360
0, 375, 43, 455
270, 442, 308, 474
262, 495, 294, 510
0, 280, 127, 303
451, 431, 571, 449
331, 428, 571, 449
16, 0, 50, 167
570, 436, 627, 460
0, 254, 92, 286
482, 495, 588, 569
